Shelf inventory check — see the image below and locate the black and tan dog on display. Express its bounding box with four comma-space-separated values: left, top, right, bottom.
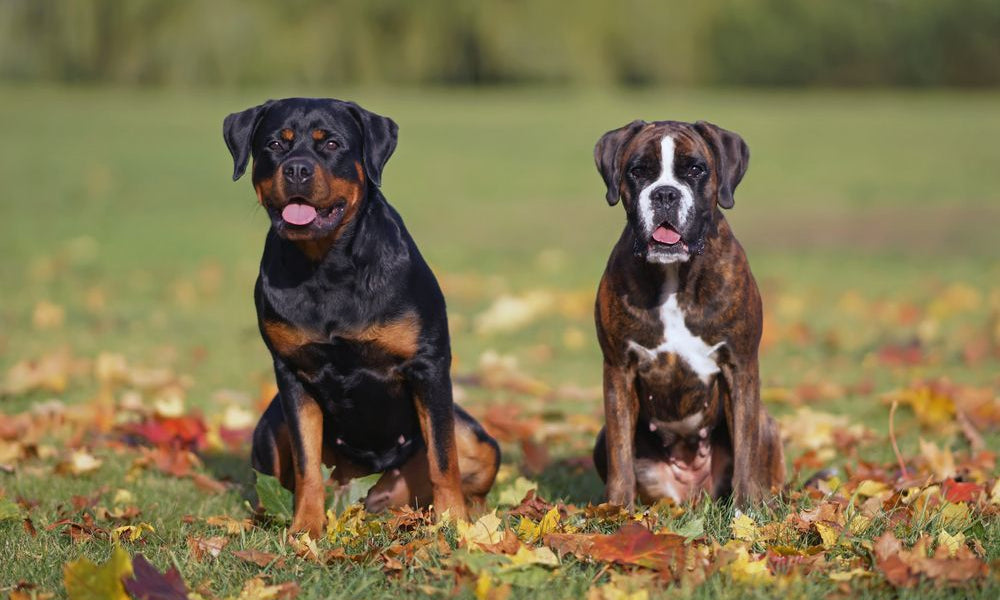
591, 120, 784, 507
223, 98, 499, 536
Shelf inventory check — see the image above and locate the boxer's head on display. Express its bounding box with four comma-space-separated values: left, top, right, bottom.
595, 120, 749, 263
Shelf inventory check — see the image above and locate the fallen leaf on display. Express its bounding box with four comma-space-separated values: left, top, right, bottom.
234, 577, 300, 600
730, 512, 758, 542
233, 549, 285, 568
458, 511, 505, 550
63, 545, 132, 600
111, 523, 155, 543
121, 554, 188, 600
187, 536, 228, 561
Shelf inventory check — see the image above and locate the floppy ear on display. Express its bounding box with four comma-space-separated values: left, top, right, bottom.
345, 102, 398, 188
223, 101, 273, 181
694, 121, 749, 209
594, 120, 646, 206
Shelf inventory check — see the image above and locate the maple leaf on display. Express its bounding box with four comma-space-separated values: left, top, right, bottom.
515, 506, 560, 543
121, 554, 188, 600
63, 545, 132, 600
204, 515, 253, 535
941, 478, 982, 503
56, 450, 103, 476
730, 512, 759, 542
546, 523, 690, 577
457, 511, 505, 550
719, 541, 772, 583
936, 530, 966, 558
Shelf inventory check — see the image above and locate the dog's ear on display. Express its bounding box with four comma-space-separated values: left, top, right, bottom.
223, 101, 273, 181
345, 102, 398, 188
694, 121, 749, 209
594, 120, 646, 206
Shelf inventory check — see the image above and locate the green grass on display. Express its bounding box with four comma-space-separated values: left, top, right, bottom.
1, 85, 998, 598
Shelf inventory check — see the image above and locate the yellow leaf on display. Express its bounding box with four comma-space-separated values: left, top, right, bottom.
938, 501, 970, 528
474, 572, 493, 600
853, 480, 889, 498
919, 438, 956, 480
516, 507, 560, 543
57, 451, 103, 476
730, 512, 758, 542
814, 522, 841, 549
235, 577, 300, 600
111, 523, 154, 543
506, 546, 559, 568
64, 545, 132, 600
112, 489, 134, 506
457, 511, 504, 550
848, 515, 872, 536
722, 542, 772, 583
991, 479, 1000, 505
936, 530, 966, 558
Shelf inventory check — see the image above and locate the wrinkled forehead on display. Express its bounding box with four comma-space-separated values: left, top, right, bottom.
260, 100, 358, 133
625, 123, 708, 165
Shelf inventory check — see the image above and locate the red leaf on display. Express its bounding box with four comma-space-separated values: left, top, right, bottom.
122, 554, 189, 600
941, 479, 982, 503
545, 523, 693, 579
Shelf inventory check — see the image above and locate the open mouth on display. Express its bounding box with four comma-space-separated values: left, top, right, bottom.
274, 198, 346, 232
650, 222, 689, 252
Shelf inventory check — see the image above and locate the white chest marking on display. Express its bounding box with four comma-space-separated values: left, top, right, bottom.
636, 135, 696, 232
628, 270, 724, 385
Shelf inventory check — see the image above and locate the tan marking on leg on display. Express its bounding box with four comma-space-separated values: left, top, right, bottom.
289, 400, 326, 538
414, 397, 467, 520
454, 418, 499, 499
364, 449, 434, 513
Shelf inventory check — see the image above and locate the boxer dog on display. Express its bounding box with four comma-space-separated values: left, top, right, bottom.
591, 120, 784, 506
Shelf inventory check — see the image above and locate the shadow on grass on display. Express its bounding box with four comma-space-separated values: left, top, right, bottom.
533, 455, 606, 506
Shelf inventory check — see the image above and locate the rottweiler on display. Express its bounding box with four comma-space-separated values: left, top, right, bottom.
223, 98, 500, 536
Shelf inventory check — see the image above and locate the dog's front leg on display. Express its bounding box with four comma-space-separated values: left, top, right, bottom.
720, 360, 763, 505
405, 356, 467, 521
274, 360, 326, 538
603, 361, 639, 507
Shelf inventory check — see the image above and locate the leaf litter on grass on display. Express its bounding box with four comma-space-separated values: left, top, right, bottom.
1, 278, 999, 598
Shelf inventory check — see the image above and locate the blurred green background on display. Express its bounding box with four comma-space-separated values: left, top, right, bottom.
2, 3, 1000, 596
1, 0, 998, 404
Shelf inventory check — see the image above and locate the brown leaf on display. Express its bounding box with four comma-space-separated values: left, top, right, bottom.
187, 536, 228, 561
233, 549, 285, 568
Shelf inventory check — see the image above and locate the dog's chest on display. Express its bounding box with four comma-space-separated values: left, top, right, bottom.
626, 275, 724, 425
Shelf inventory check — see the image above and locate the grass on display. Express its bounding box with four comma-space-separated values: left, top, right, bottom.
0, 85, 998, 598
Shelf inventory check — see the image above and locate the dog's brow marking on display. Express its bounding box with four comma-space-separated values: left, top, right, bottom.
281, 128, 295, 141
636, 135, 696, 234
627, 268, 723, 384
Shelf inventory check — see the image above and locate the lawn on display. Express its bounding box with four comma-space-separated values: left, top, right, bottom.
0, 85, 998, 598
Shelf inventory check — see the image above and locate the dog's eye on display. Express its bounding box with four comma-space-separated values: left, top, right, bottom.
629, 165, 651, 180
267, 140, 284, 151
686, 164, 705, 179
324, 139, 339, 151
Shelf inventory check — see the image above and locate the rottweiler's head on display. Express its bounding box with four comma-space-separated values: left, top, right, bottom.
595, 120, 749, 264
224, 98, 397, 242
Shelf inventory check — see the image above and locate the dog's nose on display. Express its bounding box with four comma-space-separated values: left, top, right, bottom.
650, 186, 681, 205
282, 160, 314, 185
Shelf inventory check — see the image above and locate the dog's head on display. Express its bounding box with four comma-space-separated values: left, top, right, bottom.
595, 120, 749, 264
224, 98, 397, 242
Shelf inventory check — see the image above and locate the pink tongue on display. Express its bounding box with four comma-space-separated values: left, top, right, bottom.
652, 225, 682, 245
281, 203, 317, 226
